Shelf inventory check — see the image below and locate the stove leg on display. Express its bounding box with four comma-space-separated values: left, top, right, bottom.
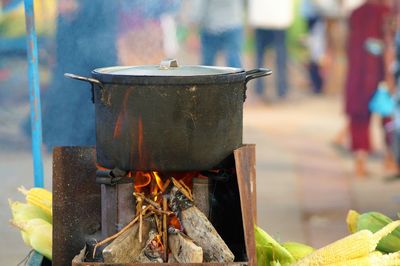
101, 184, 117, 237
101, 183, 136, 238
53, 146, 100, 266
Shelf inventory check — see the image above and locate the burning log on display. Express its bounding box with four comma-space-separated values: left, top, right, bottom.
169, 186, 235, 262
168, 254, 179, 263
134, 192, 161, 209
136, 230, 163, 263
102, 218, 153, 263
93, 204, 152, 256
162, 196, 168, 262
171, 178, 193, 201
168, 232, 203, 263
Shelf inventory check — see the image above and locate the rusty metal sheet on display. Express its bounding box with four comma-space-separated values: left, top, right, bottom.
234, 144, 257, 266
53, 146, 101, 266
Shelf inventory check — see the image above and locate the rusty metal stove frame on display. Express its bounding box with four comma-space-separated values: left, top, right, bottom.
53, 145, 257, 266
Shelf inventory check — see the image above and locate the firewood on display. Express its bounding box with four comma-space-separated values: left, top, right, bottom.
161, 178, 171, 192
139, 209, 143, 243
162, 196, 168, 262
134, 192, 161, 209
137, 196, 143, 243
170, 187, 235, 262
150, 207, 173, 216
171, 178, 193, 201
136, 230, 163, 263
168, 232, 203, 263
102, 218, 153, 263
167, 253, 179, 263
179, 179, 193, 199
93, 204, 151, 256
154, 213, 162, 236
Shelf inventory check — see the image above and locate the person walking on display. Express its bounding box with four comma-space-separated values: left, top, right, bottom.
117, 0, 181, 66
344, 0, 393, 176
248, 0, 294, 98
301, 0, 326, 94
188, 0, 244, 68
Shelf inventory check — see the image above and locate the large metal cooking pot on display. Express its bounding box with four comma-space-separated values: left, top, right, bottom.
65, 59, 271, 171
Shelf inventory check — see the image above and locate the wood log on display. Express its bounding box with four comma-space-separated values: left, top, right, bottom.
162, 197, 168, 262
168, 232, 203, 263
136, 230, 163, 263
102, 219, 152, 263
167, 254, 179, 263
170, 187, 235, 262
72, 247, 85, 263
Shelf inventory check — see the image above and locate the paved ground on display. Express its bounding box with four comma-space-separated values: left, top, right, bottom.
1, 60, 400, 264
243, 94, 400, 247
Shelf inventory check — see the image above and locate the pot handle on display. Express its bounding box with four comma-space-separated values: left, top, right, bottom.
245, 68, 272, 84
64, 73, 104, 103
243, 68, 272, 101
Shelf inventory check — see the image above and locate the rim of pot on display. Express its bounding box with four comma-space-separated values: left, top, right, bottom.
91, 65, 247, 85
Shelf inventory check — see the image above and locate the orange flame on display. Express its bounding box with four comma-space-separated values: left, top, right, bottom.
113, 112, 124, 139
134, 172, 152, 191
138, 115, 144, 165
152, 171, 164, 190
169, 215, 182, 230
96, 163, 110, 171
151, 234, 164, 251
113, 90, 132, 139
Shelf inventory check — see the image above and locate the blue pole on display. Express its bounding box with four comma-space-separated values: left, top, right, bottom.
23, 0, 44, 188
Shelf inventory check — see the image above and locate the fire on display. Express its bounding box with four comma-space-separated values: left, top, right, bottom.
95, 163, 110, 171
129, 114, 146, 169
133, 172, 152, 191
169, 215, 182, 230
113, 113, 123, 139
152, 171, 164, 190
131, 171, 187, 231
113, 90, 132, 139
152, 234, 164, 250
133, 171, 165, 201
132, 171, 198, 201
137, 115, 144, 166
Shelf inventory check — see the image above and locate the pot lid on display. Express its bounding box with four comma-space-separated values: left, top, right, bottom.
93, 59, 244, 76
92, 59, 246, 85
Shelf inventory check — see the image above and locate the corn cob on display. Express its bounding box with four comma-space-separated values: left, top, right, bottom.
346, 210, 360, 234
10, 218, 52, 260
293, 220, 400, 266
356, 212, 400, 253
9, 199, 52, 245
8, 199, 51, 224
281, 242, 314, 261
324, 251, 400, 266
18, 186, 52, 217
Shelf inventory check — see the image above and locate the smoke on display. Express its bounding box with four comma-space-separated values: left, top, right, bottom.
42, 0, 181, 149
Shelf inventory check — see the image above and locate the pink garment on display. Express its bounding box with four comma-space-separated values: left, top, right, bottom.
345, 2, 390, 151
345, 2, 389, 118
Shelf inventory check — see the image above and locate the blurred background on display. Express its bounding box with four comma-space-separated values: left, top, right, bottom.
1, 0, 400, 264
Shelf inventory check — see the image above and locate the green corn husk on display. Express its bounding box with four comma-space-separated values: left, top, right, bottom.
9, 199, 52, 245
10, 218, 52, 260
356, 212, 400, 253
255, 225, 295, 266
